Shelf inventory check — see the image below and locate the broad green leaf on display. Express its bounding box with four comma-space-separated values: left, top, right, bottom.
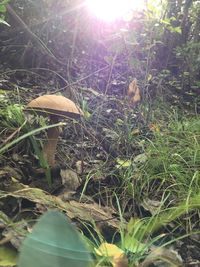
18, 211, 94, 267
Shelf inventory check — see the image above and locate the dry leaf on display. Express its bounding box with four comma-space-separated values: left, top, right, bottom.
95, 243, 128, 267
0, 185, 120, 230
0, 246, 17, 266
140, 247, 183, 267
112, 254, 129, 267
149, 123, 160, 133
141, 198, 162, 215
95, 243, 124, 257
132, 128, 140, 135
127, 79, 141, 105
60, 169, 80, 191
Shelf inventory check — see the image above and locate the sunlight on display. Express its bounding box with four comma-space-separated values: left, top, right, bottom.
86, 0, 145, 22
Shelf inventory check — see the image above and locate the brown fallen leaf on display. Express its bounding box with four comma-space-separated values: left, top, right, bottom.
0, 185, 120, 230
139, 247, 183, 267
149, 123, 160, 133
60, 169, 80, 191
127, 79, 141, 105
112, 254, 129, 267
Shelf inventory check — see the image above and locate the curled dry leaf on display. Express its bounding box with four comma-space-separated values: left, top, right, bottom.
141, 198, 162, 216
140, 247, 183, 267
127, 79, 141, 106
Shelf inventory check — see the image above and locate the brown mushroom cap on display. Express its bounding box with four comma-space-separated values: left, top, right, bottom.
25, 95, 83, 167
26, 95, 83, 119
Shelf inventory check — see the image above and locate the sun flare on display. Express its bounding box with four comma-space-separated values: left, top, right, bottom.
86, 0, 145, 22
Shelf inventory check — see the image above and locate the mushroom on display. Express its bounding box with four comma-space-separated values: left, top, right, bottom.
26, 95, 83, 167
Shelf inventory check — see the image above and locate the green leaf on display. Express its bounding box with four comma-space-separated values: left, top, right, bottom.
124, 236, 146, 253
167, 25, 181, 34
0, 17, 10, 26
133, 153, 148, 164
160, 18, 170, 25
0, 0, 10, 5
0, 246, 17, 266
116, 158, 132, 168
172, 26, 182, 34
115, 118, 124, 126
18, 211, 94, 267
0, 122, 66, 155
0, 4, 6, 12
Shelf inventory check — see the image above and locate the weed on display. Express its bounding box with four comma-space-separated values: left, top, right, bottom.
0, 98, 66, 185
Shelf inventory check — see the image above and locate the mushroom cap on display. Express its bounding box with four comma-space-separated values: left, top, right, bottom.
26, 95, 83, 119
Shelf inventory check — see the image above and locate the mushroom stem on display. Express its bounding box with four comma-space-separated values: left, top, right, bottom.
42, 126, 60, 166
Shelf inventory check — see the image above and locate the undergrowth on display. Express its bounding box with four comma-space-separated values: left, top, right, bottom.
75, 102, 200, 265
1, 90, 200, 266
138, 112, 200, 202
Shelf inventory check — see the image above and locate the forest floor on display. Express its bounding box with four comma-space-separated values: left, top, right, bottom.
0, 68, 200, 266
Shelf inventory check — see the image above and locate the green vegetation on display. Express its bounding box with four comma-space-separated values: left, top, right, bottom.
138, 113, 200, 200
0, 0, 200, 266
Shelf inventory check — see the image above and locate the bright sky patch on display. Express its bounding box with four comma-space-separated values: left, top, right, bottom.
86, 0, 145, 22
